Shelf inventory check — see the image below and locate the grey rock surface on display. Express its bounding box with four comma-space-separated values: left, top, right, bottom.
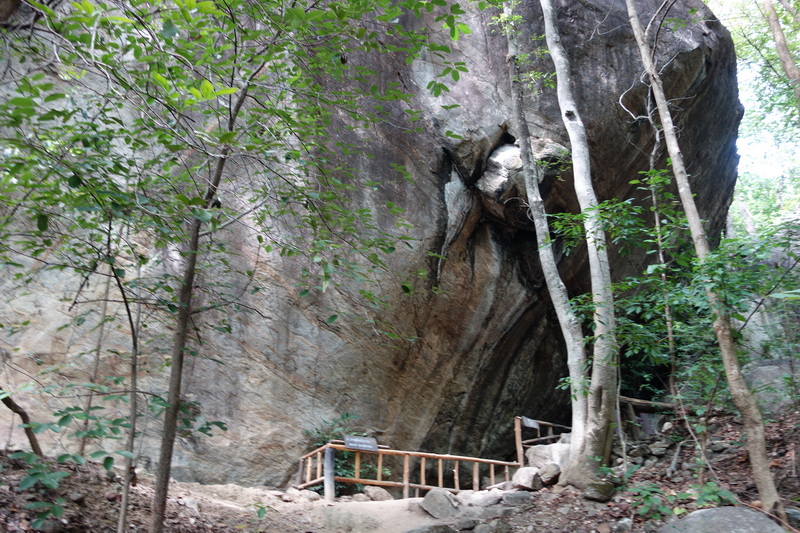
365, 486, 394, 501
583, 481, 616, 502
420, 488, 460, 519
473, 519, 512, 533
502, 491, 534, 506
656, 506, 784, 533
538, 463, 561, 485
744, 358, 800, 415
512, 467, 543, 491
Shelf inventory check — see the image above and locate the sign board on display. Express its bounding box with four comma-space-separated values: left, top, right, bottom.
343, 435, 379, 452
521, 416, 540, 430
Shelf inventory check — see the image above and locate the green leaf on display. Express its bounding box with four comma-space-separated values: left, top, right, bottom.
103, 456, 114, 471
326, 314, 338, 324
200, 79, 214, 99
36, 214, 48, 232
18, 476, 39, 490
152, 72, 170, 90
161, 19, 179, 40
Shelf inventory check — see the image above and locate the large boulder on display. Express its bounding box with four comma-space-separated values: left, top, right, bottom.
0, 0, 739, 486
657, 506, 784, 533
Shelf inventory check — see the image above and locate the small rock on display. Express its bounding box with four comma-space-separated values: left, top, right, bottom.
404, 526, 457, 533
613, 517, 633, 532
629, 444, 651, 458
661, 422, 674, 432
473, 519, 512, 533
300, 489, 322, 501
595, 524, 612, 533
351, 493, 370, 502
420, 488, 460, 519
455, 518, 479, 530
539, 491, 559, 502
583, 480, 615, 503
502, 491, 533, 506
364, 485, 393, 501
34, 520, 65, 533
709, 442, 728, 453
650, 443, 669, 457
281, 487, 301, 502
67, 491, 86, 507
785, 507, 800, 529
177, 497, 200, 513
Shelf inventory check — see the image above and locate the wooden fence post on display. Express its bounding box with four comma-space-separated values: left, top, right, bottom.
515, 416, 524, 467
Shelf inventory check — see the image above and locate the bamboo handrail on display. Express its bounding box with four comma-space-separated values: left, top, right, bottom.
296, 441, 519, 497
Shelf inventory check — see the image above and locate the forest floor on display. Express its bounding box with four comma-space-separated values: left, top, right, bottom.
0, 409, 798, 532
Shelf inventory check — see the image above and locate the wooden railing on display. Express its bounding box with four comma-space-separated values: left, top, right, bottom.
296, 442, 520, 499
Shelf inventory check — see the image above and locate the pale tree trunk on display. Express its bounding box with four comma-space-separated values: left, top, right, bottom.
503, 4, 588, 462
539, 0, 618, 488
764, 0, 800, 119
625, 0, 785, 519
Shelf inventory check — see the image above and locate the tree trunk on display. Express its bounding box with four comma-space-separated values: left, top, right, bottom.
764, 0, 800, 119
625, 0, 786, 520
115, 262, 140, 533
149, 79, 251, 533
0, 386, 43, 456
503, 3, 588, 468
539, 0, 618, 488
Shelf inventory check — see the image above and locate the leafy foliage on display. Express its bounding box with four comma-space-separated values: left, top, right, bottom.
304, 412, 388, 496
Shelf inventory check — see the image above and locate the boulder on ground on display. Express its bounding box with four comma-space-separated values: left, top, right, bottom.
473, 518, 512, 533
657, 506, 784, 533
502, 491, 534, 506
420, 488, 460, 519
582, 481, 615, 503
365, 486, 394, 501
526, 443, 570, 469
457, 489, 503, 507
512, 467, 543, 491
538, 463, 561, 485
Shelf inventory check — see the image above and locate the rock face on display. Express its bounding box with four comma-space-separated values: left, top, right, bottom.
0, 0, 739, 486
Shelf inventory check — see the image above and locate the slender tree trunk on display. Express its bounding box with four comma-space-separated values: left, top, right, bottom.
115, 261, 140, 533
625, 0, 785, 519
150, 80, 251, 532
503, 3, 588, 467
763, 0, 800, 119
539, 0, 618, 488
1, 387, 44, 456
79, 259, 113, 456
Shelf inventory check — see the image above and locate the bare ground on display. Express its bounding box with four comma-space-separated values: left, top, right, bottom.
1, 409, 798, 532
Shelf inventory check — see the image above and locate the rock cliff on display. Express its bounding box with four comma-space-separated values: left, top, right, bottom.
0, 0, 739, 486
